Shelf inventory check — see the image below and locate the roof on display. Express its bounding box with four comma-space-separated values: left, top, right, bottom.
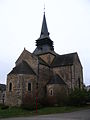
34, 12, 54, 55
16, 48, 37, 65
8, 61, 36, 75
0, 84, 6, 91
51, 53, 77, 67
40, 12, 50, 39
47, 74, 66, 85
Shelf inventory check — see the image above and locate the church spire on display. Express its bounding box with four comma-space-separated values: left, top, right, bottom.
40, 12, 50, 39
33, 11, 54, 55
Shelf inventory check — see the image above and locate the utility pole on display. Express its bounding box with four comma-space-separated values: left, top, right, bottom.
36, 56, 39, 113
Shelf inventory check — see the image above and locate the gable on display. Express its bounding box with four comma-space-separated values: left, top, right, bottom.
15, 48, 38, 73
39, 52, 55, 65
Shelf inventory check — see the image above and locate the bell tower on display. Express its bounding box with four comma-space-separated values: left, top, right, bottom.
33, 12, 54, 55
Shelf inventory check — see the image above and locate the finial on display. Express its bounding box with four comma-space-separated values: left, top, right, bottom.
24, 47, 26, 50
44, 4, 45, 14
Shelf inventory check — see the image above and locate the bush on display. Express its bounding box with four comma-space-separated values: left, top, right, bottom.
56, 93, 69, 106
69, 88, 87, 106
0, 104, 9, 110
86, 90, 90, 103
39, 96, 57, 107
21, 93, 36, 110
21, 93, 43, 110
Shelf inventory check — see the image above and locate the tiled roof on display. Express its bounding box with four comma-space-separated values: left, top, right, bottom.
47, 74, 66, 85
0, 84, 6, 91
51, 53, 77, 67
8, 61, 36, 75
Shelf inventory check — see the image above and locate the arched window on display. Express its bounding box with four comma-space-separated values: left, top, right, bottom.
78, 77, 81, 89
9, 82, 12, 92
49, 89, 53, 96
28, 82, 31, 91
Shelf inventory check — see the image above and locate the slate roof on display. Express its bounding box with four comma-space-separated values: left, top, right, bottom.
8, 61, 36, 75
40, 12, 50, 39
34, 12, 54, 55
51, 53, 77, 67
47, 74, 66, 85
0, 84, 6, 91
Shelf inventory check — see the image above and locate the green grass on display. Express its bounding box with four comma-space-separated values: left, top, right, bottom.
0, 105, 90, 118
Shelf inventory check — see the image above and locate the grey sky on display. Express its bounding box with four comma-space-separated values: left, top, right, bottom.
0, 0, 90, 85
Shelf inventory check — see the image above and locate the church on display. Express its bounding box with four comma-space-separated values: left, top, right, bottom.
6, 12, 83, 106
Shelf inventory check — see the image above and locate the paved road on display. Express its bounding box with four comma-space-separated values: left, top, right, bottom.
1, 109, 90, 120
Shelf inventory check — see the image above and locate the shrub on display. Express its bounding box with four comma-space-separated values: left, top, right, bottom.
39, 96, 57, 107
0, 104, 9, 110
21, 93, 36, 110
69, 88, 87, 106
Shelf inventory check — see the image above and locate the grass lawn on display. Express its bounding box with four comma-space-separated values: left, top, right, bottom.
0, 105, 90, 118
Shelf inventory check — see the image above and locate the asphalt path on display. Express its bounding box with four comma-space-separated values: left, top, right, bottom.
1, 109, 90, 120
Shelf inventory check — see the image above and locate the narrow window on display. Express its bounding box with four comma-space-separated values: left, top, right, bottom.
9, 82, 12, 92
49, 89, 53, 96
51, 90, 53, 95
78, 78, 81, 89
28, 83, 31, 91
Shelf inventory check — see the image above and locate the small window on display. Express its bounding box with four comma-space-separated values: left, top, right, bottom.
28, 83, 31, 91
49, 89, 53, 96
78, 78, 80, 89
9, 82, 12, 92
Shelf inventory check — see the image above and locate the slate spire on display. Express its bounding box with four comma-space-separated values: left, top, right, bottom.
33, 11, 54, 55
40, 12, 49, 39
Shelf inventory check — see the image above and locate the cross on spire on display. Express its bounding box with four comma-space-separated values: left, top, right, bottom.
44, 4, 45, 13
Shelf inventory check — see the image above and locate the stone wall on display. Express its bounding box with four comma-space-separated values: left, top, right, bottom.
37, 64, 52, 98
53, 54, 83, 90
53, 66, 72, 89
0, 91, 6, 104
73, 54, 83, 89
6, 74, 36, 106
47, 84, 68, 97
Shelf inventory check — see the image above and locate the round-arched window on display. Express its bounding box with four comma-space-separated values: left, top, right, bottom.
9, 82, 12, 92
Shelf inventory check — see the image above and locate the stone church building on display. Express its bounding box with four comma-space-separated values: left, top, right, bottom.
6, 13, 83, 106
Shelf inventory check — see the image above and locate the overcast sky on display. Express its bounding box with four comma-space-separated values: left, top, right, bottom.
0, 0, 90, 86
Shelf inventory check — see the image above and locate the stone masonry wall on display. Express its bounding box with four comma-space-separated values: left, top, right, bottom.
73, 54, 83, 89
6, 74, 36, 106
47, 84, 68, 97
53, 66, 72, 89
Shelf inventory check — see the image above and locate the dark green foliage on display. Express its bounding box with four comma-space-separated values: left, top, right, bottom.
39, 95, 69, 107
56, 93, 69, 106
86, 90, 90, 102
1, 105, 9, 110
0, 104, 9, 110
69, 88, 87, 106
39, 96, 57, 107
